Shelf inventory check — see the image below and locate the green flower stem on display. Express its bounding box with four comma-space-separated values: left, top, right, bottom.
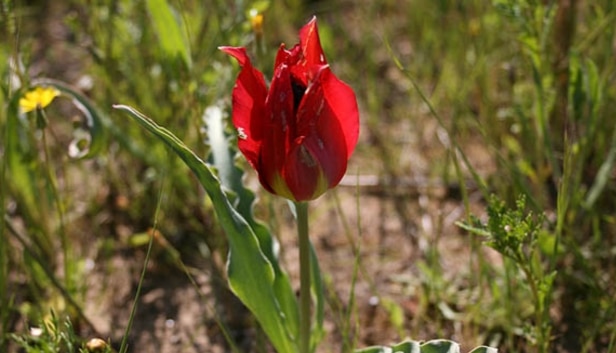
39, 108, 72, 293
296, 201, 311, 353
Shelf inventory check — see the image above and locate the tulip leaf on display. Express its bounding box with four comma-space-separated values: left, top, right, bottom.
145, 0, 192, 69
114, 104, 297, 353
354, 339, 497, 353
203, 102, 302, 342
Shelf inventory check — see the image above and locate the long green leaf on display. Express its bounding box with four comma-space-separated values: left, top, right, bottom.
146, 0, 192, 68
203, 102, 301, 342
114, 104, 296, 353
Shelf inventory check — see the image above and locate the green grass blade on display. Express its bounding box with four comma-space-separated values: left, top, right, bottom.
145, 0, 192, 68
0, 80, 12, 353
5, 89, 39, 219
114, 104, 296, 353
584, 126, 616, 209
119, 175, 165, 353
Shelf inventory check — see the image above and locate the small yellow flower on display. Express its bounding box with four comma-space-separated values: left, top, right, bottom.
249, 9, 264, 36
19, 86, 60, 113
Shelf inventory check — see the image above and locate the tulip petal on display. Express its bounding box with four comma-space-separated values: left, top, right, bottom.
221, 17, 359, 202
319, 68, 359, 159
219, 46, 268, 169
299, 16, 327, 67
283, 137, 328, 201
296, 67, 351, 190
274, 44, 294, 70
260, 63, 297, 196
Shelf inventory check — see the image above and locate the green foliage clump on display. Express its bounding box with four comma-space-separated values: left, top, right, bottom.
11, 312, 112, 353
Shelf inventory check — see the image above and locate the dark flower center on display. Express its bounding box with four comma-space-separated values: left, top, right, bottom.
291, 78, 306, 113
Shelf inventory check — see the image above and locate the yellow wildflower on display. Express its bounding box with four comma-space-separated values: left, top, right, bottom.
19, 86, 60, 113
249, 9, 264, 36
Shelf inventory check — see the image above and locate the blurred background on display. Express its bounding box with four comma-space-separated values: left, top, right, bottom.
1, 0, 615, 352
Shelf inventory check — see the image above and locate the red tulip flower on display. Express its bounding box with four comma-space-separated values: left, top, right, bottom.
220, 17, 359, 201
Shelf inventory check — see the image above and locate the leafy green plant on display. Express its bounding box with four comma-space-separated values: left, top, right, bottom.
4, 80, 108, 328
114, 105, 325, 353
10, 312, 112, 353
459, 195, 554, 352
113, 102, 495, 353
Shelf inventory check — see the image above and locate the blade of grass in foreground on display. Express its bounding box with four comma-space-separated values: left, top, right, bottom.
113, 104, 297, 353
119, 176, 165, 353
145, 0, 192, 68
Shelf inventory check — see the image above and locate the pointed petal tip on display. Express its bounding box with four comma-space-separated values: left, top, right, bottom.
218, 46, 244, 54
218, 45, 232, 53
219, 46, 250, 66
304, 16, 318, 30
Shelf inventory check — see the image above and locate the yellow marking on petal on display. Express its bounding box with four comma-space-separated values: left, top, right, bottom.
269, 172, 295, 201
310, 168, 330, 200
19, 86, 60, 113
